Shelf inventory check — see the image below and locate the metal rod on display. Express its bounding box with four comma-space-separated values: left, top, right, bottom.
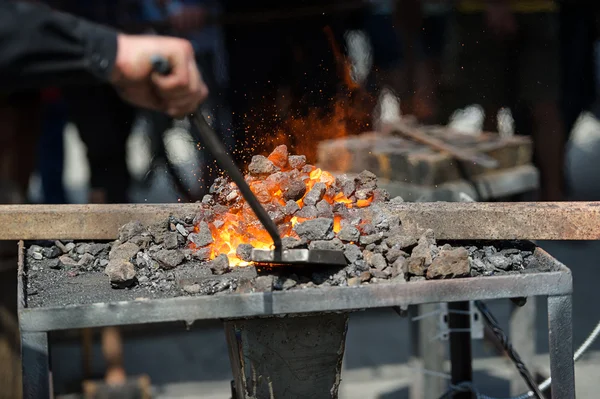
151, 56, 282, 250
547, 295, 575, 399
188, 113, 282, 250
448, 301, 473, 399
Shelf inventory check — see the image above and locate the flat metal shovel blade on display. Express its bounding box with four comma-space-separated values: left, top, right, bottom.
251, 248, 347, 266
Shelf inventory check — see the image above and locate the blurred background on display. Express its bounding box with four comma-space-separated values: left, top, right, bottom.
2, 0, 600, 398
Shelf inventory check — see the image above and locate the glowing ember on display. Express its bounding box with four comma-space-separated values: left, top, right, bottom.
190, 145, 377, 266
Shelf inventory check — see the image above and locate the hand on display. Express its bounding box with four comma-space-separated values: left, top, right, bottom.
485, 2, 517, 39
169, 5, 208, 33
110, 34, 208, 118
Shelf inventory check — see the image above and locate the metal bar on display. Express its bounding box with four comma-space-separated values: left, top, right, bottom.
21, 332, 50, 399
2, 202, 600, 240
151, 56, 282, 250
188, 114, 282, 250
225, 313, 348, 399
448, 301, 473, 399
19, 263, 571, 332
547, 295, 575, 399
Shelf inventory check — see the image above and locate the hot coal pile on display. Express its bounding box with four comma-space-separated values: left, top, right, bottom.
25, 145, 547, 299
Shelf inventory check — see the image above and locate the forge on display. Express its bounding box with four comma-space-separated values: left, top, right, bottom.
8, 147, 595, 398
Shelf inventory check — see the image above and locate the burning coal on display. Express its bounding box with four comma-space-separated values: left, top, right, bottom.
189, 144, 383, 266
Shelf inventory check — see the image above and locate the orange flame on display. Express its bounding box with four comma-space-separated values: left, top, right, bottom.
191, 146, 375, 266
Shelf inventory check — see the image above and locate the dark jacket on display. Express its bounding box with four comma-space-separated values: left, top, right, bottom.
0, 1, 118, 91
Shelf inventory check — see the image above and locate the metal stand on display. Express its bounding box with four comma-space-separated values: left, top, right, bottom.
448, 301, 473, 399
225, 313, 348, 399
21, 332, 50, 399
17, 243, 575, 399
548, 295, 575, 399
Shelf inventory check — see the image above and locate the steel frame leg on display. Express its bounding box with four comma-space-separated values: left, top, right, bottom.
547, 295, 575, 399
21, 331, 50, 399
224, 313, 348, 399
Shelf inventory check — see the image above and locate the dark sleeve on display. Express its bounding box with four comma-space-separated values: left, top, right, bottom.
0, 1, 120, 91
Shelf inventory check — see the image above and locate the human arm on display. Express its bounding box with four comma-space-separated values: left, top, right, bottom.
0, 1, 207, 116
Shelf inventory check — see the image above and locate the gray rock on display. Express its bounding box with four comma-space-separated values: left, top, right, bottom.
356, 170, 377, 189
105, 259, 136, 287
138, 275, 149, 284
308, 238, 344, 251
188, 222, 213, 247
118, 221, 146, 242
316, 200, 333, 218
410, 230, 436, 267
293, 218, 334, 241
209, 254, 229, 275
78, 253, 95, 268
28, 245, 42, 256
135, 252, 153, 269
148, 221, 169, 243
338, 226, 360, 242
201, 194, 215, 205
359, 233, 384, 246
373, 188, 390, 202
370, 269, 389, 279
274, 275, 298, 290
42, 246, 62, 259
183, 284, 201, 294
426, 247, 470, 279
99, 259, 109, 267
284, 200, 300, 216
75, 244, 90, 255
153, 249, 185, 269
304, 183, 326, 206
355, 188, 373, 200
296, 205, 318, 219
109, 242, 140, 262
248, 155, 277, 175
344, 244, 362, 263
391, 257, 406, 278
283, 180, 307, 201
176, 223, 189, 237
163, 232, 179, 250
386, 247, 407, 264
31, 252, 43, 260
236, 244, 254, 262
385, 235, 417, 249
282, 237, 306, 249
58, 254, 78, 268
88, 243, 109, 256
336, 175, 356, 198
369, 253, 388, 270
405, 257, 426, 276
487, 254, 512, 270
192, 247, 212, 261
288, 155, 306, 170
254, 275, 274, 292
65, 242, 76, 253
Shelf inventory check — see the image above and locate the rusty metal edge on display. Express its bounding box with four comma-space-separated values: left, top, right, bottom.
17, 240, 25, 310
1, 202, 600, 240
18, 251, 571, 332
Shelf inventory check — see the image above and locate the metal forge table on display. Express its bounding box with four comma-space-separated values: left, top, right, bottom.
5, 202, 593, 399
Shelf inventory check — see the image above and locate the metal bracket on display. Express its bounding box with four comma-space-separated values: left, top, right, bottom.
438, 302, 484, 341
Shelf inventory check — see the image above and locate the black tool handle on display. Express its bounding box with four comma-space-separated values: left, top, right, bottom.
151, 55, 282, 250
